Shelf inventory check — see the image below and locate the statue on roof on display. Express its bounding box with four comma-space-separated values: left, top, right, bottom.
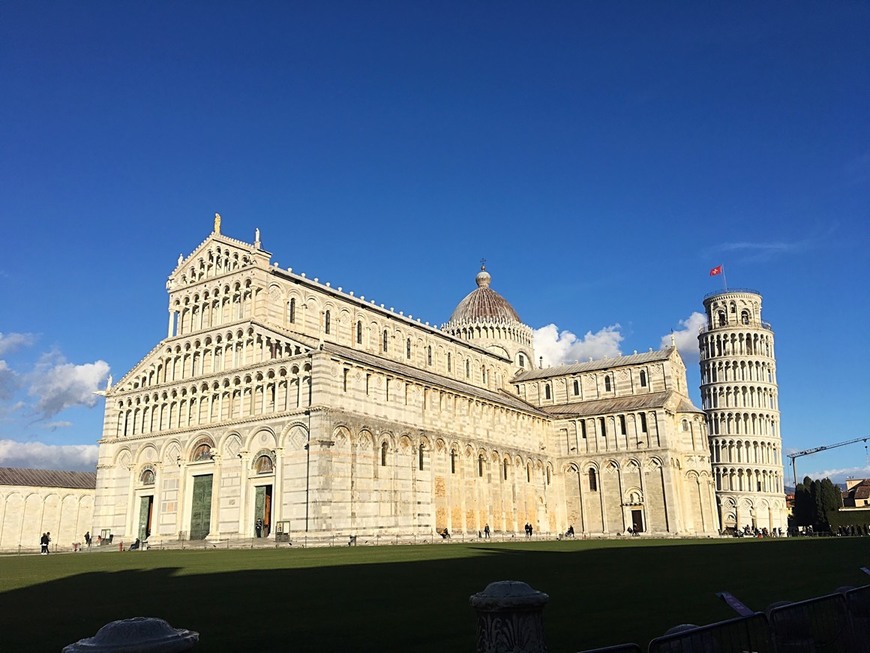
214, 213, 222, 234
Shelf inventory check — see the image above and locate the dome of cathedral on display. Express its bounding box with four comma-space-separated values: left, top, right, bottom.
448, 266, 522, 324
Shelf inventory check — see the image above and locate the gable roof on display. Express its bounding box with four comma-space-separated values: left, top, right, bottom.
0, 467, 97, 489
514, 348, 676, 382
537, 391, 703, 418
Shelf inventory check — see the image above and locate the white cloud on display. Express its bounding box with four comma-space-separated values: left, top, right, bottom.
660, 312, 706, 364
0, 360, 20, 401
534, 323, 623, 367
0, 332, 36, 356
0, 439, 98, 471
802, 464, 870, 486
27, 353, 110, 419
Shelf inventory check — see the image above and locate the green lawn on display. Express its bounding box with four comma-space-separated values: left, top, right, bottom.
1, 537, 867, 652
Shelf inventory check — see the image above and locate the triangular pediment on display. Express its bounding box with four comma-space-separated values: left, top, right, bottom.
166, 222, 272, 291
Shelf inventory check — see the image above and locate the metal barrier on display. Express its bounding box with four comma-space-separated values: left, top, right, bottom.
576, 644, 643, 653
648, 613, 774, 653
844, 585, 870, 643
767, 593, 856, 652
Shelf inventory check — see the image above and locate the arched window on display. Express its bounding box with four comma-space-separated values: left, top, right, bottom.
288, 298, 296, 324
406, 338, 411, 359
447, 352, 452, 372
741, 310, 750, 325
718, 311, 726, 326
619, 415, 627, 434
526, 463, 531, 483
324, 310, 331, 334
681, 419, 689, 432
356, 321, 363, 344
544, 384, 551, 400
192, 442, 212, 461
503, 459, 509, 480
418, 444, 425, 471
450, 449, 456, 474
588, 468, 598, 491
604, 376, 612, 392
640, 370, 647, 387
427, 346, 432, 366
465, 360, 470, 378
140, 468, 155, 485
478, 455, 484, 477
383, 330, 389, 352
381, 441, 388, 467
573, 380, 580, 395
254, 454, 273, 474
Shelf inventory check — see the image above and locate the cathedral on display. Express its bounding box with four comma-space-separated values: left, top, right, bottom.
90, 216, 782, 545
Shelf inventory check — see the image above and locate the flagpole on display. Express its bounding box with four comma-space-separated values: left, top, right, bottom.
722, 265, 728, 290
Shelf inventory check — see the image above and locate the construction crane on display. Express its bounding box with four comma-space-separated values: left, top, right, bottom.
786, 436, 869, 487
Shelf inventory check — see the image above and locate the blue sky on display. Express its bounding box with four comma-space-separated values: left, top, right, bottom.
1, 2, 868, 484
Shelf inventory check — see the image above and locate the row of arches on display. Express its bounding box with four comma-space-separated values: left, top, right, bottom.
706, 411, 779, 438
115, 364, 312, 437
701, 385, 777, 411
441, 318, 533, 348
715, 467, 783, 494
701, 359, 775, 384
700, 331, 772, 358
171, 279, 259, 337
177, 244, 253, 285
709, 438, 780, 465
128, 327, 305, 390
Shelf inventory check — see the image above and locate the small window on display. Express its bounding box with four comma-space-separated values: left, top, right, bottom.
573, 380, 579, 395
418, 444, 425, 471
192, 443, 212, 461
406, 338, 411, 359
288, 298, 296, 324
478, 455, 484, 477
681, 419, 689, 432
356, 321, 362, 344
619, 415, 626, 435
140, 468, 155, 485
640, 370, 647, 387
640, 413, 648, 433
599, 417, 607, 438
450, 449, 456, 474
588, 468, 598, 492
526, 463, 531, 483
342, 368, 349, 392
580, 421, 587, 439
383, 330, 389, 352
503, 459, 509, 480
254, 454, 273, 474
324, 310, 331, 334
741, 311, 750, 325
545, 384, 551, 400
604, 376, 612, 392
465, 360, 470, 378
447, 353, 452, 372
718, 311, 726, 326
427, 346, 432, 366
381, 442, 388, 467
518, 353, 525, 367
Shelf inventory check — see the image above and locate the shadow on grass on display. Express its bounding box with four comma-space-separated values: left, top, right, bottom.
1, 537, 867, 652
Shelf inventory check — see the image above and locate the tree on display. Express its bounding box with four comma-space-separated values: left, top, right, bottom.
793, 477, 814, 527
819, 477, 843, 530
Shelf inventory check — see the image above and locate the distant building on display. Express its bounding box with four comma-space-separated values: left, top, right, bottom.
88, 217, 721, 544
0, 467, 95, 551
698, 290, 788, 532
843, 479, 870, 508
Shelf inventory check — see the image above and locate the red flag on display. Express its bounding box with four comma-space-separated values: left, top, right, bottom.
709, 265, 723, 277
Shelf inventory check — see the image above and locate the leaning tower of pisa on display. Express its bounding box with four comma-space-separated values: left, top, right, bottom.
698, 289, 788, 534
